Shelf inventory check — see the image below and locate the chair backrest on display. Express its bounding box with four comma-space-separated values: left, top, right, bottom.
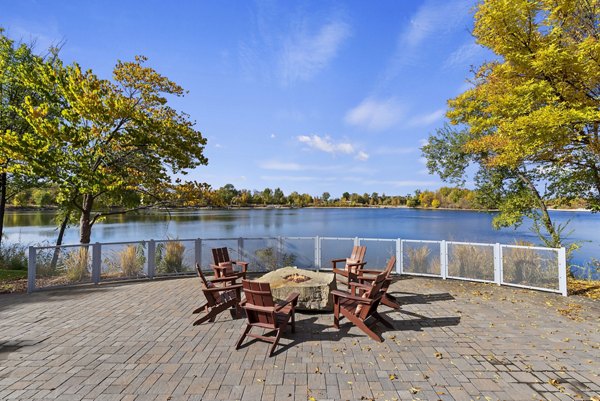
195, 263, 211, 289
241, 280, 276, 326
350, 245, 367, 262
196, 263, 220, 304
212, 247, 231, 265
355, 272, 387, 319
383, 255, 396, 277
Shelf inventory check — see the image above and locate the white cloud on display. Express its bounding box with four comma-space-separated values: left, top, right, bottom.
355, 151, 369, 161
444, 42, 484, 68
280, 20, 351, 85
408, 109, 445, 127
260, 175, 336, 182
297, 134, 355, 154
344, 97, 405, 131
270, 134, 276, 139
382, 0, 471, 83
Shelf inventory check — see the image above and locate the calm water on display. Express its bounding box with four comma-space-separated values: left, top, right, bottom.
3, 208, 599, 271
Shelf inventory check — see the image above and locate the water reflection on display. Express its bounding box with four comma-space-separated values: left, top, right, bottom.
3, 208, 598, 267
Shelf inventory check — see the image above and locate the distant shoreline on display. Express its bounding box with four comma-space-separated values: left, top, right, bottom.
4, 205, 593, 213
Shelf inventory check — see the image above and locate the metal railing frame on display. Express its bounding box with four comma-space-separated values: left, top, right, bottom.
27, 236, 568, 296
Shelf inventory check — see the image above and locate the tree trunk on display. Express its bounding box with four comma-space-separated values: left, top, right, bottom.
516, 172, 561, 247
0, 172, 6, 250
79, 194, 94, 244
50, 211, 70, 271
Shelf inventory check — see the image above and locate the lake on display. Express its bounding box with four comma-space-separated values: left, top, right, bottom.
3, 208, 599, 275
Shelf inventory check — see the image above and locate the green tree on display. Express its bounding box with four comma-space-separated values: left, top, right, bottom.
273, 187, 285, 204
3, 55, 207, 244
423, 0, 600, 252
0, 30, 50, 247
321, 192, 331, 204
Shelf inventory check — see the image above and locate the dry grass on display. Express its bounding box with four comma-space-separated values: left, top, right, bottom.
568, 278, 600, 300
64, 248, 90, 282
118, 245, 145, 277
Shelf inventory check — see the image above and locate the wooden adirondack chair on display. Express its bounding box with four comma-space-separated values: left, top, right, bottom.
332, 271, 393, 342
332, 245, 367, 288
211, 247, 248, 280
236, 280, 299, 357
357, 256, 400, 310
192, 263, 243, 325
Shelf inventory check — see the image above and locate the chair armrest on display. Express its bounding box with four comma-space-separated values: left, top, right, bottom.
331, 258, 346, 263
346, 261, 367, 269
331, 289, 373, 304
359, 268, 382, 275
208, 275, 239, 284
333, 268, 349, 277
349, 282, 371, 291
275, 292, 300, 311
203, 283, 243, 293
242, 304, 276, 314
233, 261, 248, 270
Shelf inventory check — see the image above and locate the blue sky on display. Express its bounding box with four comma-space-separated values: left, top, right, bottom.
1, 0, 491, 198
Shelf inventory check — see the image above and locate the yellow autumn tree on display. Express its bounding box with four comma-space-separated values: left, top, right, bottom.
423, 0, 599, 251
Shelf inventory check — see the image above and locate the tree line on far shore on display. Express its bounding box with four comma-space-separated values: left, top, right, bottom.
7, 182, 590, 210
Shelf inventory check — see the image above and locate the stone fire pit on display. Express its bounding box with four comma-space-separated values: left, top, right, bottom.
257, 267, 336, 311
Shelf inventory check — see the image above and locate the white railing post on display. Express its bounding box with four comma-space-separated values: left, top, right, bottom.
195, 238, 202, 268
354, 236, 359, 246
440, 240, 447, 279
396, 239, 402, 275
27, 246, 36, 293
494, 243, 503, 285
238, 237, 244, 261
91, 243, 102, 284
147, 239, 156, 279
277, 236, 283, 266
558, 247, 568, 296
315, 236, 320, 271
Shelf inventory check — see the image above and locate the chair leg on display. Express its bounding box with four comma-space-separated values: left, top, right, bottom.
373, 311, 394, 329
333, 298, 340, 329
192, 303, 208, 314
236, 325, 252, 350
193, 310, 216, 326
382, 294, 401, 310
344, 310, 383, 342
268, 328, 282, 357
291, 312, 296, 333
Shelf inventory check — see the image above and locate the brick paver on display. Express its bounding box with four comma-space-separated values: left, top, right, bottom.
0, 276, 598, 400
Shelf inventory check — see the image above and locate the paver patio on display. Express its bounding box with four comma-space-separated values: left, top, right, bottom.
0, 276, 598, 401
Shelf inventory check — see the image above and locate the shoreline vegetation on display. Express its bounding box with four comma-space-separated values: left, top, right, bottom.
6, 183, 592, 214
4, 204, 592, 213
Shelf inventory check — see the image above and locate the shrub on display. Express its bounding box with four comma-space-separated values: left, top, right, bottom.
0, 244, 28, 271
406, 245, 433, 273
64, 247, 90, 282
254, 247, 297, 271
118, 245, 146, 277
157, 241, 186, 273
448, 245, 493, 280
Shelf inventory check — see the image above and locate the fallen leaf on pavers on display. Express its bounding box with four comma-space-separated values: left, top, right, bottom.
409, 387, 421, 394
314, 367, 321, 374
591, 396, 600, 401
389, 374, 397, 380
308, 397, 316, 401
562, 338, 570, 342
436, 391, 446, 395
422, 374, 429, 379
545, 301, 553, 306
347, 381, 353, 385
548, 379, 565, 391
434, 352, 443, 359
256, 378, 264, 383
